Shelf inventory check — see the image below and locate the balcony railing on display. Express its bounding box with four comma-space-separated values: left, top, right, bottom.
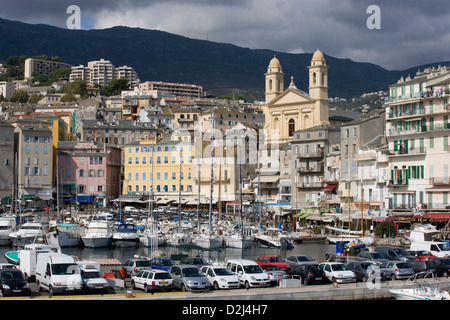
429, 177, 450, 186
388, 147, 426, 156
387, 179, 408, 186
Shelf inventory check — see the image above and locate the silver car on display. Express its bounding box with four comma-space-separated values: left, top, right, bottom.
379, 261, 414, 280
169, 265, 210, 292
260, 265, 289, 286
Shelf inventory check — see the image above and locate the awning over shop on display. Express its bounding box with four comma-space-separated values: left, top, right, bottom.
253, 175, 279, 183
323, 183, 338, 191
413, 213, 450, 222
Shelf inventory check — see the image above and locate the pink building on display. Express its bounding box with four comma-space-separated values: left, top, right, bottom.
57, 141, 121, 206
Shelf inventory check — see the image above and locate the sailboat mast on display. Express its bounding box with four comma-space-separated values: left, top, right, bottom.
209, 110, 215, 235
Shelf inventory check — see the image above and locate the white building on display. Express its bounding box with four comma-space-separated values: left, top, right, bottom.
0, 81, 15, 100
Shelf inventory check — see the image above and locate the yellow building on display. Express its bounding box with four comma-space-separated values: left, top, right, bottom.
263, 49, 329, 144
122, 134, 195, 205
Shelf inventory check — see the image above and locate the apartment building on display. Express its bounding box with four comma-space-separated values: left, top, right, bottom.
24, 58, 72, 80
122, 134, 194, 205
15, 126, 53, 200
70, 59, 139, 88
385, 66, 450, 211
0, 122, 14, 202
57, 141, 121, 206
0, 82, 15, 100
121, 89, 159, 121
139, 81, 203, 99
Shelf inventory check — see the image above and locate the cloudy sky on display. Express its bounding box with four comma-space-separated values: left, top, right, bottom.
0, 0, 449, 70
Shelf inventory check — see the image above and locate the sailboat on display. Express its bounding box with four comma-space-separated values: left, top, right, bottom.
225, 163, 251, 249
193, 110, 223, 250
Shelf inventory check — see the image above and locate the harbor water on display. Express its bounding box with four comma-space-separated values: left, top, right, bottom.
0, 241, 337, 267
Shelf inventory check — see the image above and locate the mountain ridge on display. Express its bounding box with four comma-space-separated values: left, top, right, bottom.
0, 17, 449, 100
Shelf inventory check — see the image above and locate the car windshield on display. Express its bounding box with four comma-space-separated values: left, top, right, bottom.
360, 263, 375, 270
154, 273, 172, 280
190, 259, 208, 265
392, 248, 410, 256
268, 257, 283, 263
214, 268, 234, 276
370, 252, 385, 259
331, 264, 349, 271
82, 270, 102, 278
51, 263, 79, 275
243, 265, 263, 274
135, 260, 151, 267
182, 268, 203, 277
418, 251, 432, 255
1, 271, 25, 281
309, 265, 320, 272
161, 260, 175, 266
297, 256, 314, 262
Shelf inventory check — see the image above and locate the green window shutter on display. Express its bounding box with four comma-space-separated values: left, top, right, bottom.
445, 136, 449, 152
394, 140, 398, 151
445, 115, 449, 129
430, 137, 434, 148
429, 117, 434, 131
421, 165, 424, 179
444, 192, 448, 205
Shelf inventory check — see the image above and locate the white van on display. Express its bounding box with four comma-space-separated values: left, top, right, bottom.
36, 252, 83, 295
410, 241, 450, 258
226, 259, 270, 289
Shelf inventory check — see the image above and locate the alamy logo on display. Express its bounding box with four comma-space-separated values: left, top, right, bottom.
366, 5, 381, 30
66, 5, 81, 30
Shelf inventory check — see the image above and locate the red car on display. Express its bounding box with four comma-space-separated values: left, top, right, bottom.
407, 250, 437, 260
256, 255, 290, 271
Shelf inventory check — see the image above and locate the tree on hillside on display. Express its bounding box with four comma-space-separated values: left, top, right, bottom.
10, 90, 29, 103
63, 78, 87, 95
100, 78, 130, 96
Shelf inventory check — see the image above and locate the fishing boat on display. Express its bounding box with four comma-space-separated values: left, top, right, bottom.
9, 222, 46, 246
225, 232, 252, 249
81, 220, 113, 248
45, 223, 84, 247
0, 216, 16, 245
254, 226, 294, 249
112, 223, 139, 248
166, 230, 193, 246
4, 243, 61, 265
325, 226, 374, 245
389, 272, 450, 300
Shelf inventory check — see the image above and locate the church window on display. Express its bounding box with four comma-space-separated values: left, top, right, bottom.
313, 73, 317, 85
269, 79, 273, 91
288, 119, 295, 137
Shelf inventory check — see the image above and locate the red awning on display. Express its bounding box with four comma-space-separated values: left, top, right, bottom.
414, 213, 450, 222
323, 184, 338, 191
227, 200, 240, 205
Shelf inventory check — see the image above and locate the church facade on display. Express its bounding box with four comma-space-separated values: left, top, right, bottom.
263, 49, 330, 144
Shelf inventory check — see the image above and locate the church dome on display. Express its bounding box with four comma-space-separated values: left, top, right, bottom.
268, 55, 282, 68
311, 49, 325, 62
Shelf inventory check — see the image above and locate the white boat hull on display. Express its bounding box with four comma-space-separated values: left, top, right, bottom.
81, 235, 112, 248
327, 236, 373, 245
193, 236, 223, 249
225, 237, 252, 249
113, 236, 139, 248
167, 233, 193, 246
46, 231, 83, 247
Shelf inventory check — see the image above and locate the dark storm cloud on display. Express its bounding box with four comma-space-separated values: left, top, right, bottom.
0, 0, 449, 70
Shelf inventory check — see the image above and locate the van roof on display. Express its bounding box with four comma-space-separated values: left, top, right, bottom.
47, 253, 76, 264
227, 259, 258, 265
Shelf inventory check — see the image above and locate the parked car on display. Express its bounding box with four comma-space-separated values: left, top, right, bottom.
260, 265, 289, 285
289, 262, 326, 285
148, 257, 176, 271
319, 262, 356, 284
284, 255, 316, 268
410, 259, 440, 278
169, 265, 210, 292
200, 265, 240, 290
80, 265, 109, 293
131, 269, 174, 292
378, 261, 414, 280
179, 257, 210, 268
346, 261, 384, 282
407, 250, 437, 260
433, 258, 450, 278
226, 259, 270, 289
256, 255, 289, 271
122, 258, 151, 276
374, 246, 416, 262
0, 269, 31, 297
355, 251, 389, 265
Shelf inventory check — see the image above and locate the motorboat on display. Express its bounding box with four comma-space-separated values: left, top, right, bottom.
389, 272, 450, 300
46, 223, 84, 247
325, 226, 373, 245
193, 233, 223, 249
81, 220, 113, 248
225, 232, 252, 249
4, 243, 61, 266
254, 227, 294, 248
139, 219, 167, 247
9, 222, 46, 246
405, 224, 440, 242
166, 231, 193, 246
112, 223, 139, 248
0, 216, 16, 245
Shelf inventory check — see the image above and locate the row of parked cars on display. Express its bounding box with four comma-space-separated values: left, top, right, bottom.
122, 246, 450, 293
